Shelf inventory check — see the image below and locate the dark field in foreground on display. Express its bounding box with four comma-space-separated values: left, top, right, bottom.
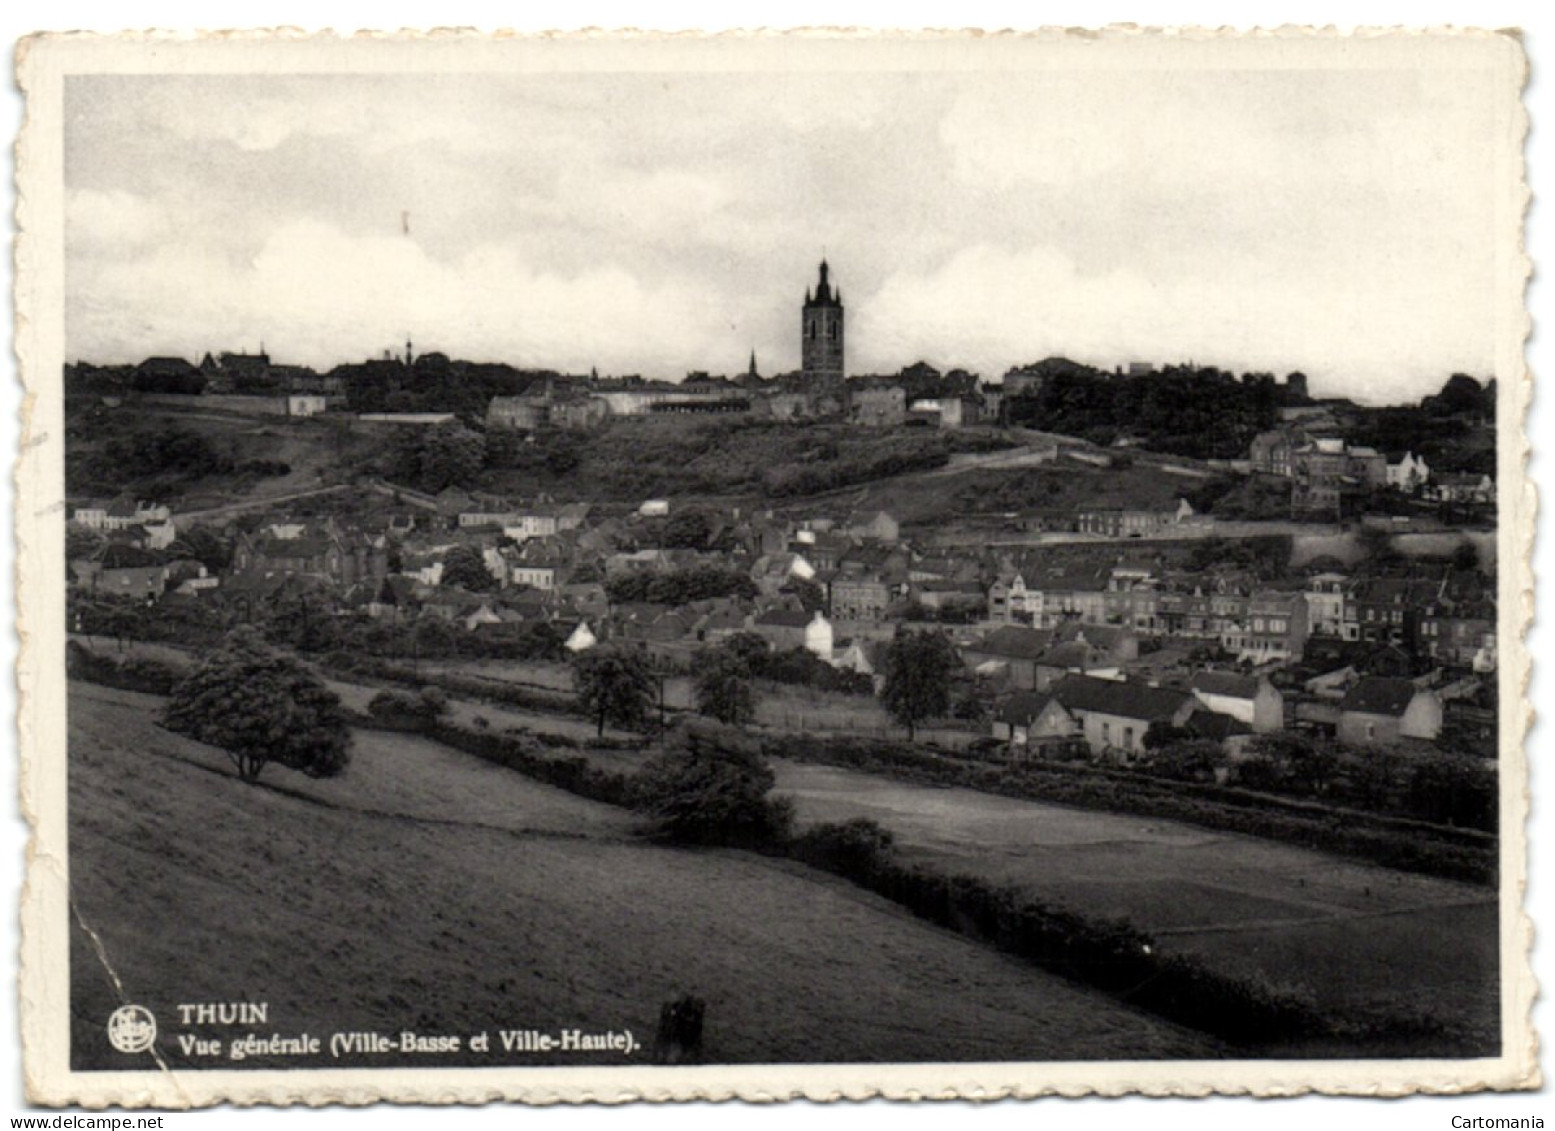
68, 683, 1215, 1070
774, 761, 1500, 1055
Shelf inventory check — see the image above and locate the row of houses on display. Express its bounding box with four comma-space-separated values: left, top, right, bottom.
989, 670, 1445, 760
1248, 425, 1496, 515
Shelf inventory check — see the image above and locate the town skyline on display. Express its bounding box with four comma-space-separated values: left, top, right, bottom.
65, 61, 1505, 402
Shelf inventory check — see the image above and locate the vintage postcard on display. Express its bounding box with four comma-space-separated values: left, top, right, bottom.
14, 28, 1536, 1105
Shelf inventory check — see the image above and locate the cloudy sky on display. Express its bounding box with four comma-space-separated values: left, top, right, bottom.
64, 58, 1506, 401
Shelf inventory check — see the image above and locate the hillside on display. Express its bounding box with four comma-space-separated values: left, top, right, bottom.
480, 416, 1013, 503
68, 683, 1214, 1069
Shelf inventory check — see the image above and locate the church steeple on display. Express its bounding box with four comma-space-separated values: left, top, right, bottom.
748, 350, 759, 379
800, 258, 844, 383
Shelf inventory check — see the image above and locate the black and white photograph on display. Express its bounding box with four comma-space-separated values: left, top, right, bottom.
12, 23, 1538, 1106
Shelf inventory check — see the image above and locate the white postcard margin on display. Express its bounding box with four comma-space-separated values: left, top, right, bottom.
13, 26, 1539, 1105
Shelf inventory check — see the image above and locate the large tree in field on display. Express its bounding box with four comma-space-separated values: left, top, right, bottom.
572, 646, 655, 738
634, 719, 792, 847
692, 643, 758, 726
879, 627, 960, 741
162, 627, 351, 783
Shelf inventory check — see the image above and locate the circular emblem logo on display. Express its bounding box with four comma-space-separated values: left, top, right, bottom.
106, 1005, 157, 1054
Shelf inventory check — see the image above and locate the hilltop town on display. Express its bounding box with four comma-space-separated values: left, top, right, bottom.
66, 260, 1499, 794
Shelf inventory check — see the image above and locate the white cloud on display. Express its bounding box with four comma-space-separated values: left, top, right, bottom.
62, 67, 1507, 400
853, 243, 1493, 400
70, 219, 736, 377
65, 189, 169, 255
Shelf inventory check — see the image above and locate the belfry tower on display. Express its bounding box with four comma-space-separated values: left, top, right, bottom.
801, 259, 844, 384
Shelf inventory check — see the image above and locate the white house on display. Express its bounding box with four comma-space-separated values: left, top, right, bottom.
1337, 677, 1443, 746
1189, 671, 1285, 734
804, 610, 834, 663
508, 564, 557, 591
1386, 451, 1431, 491
565, 620, 598, 652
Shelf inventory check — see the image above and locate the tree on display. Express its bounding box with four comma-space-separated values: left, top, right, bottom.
572, 646, 655, 738
1452, 541, 1481, 573
879, 627, 959, 740
1138, 738, 1224, 783
661, 509, 713, 551
167, 525, 232, 572
419, 423, 486, 491
633, 719, 793, 847
692, 644, 758, 726
722, 631, 771, 674
439, 544, 496, 591
163, 628, 351, 783
262, 587, 342, 653
66, 528, 105, 563
392, 422, 486, 492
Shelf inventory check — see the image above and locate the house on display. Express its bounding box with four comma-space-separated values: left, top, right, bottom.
829, 572, 893, 622
1347, 446, 1388, 488
564, 620, 598, 652
1336, 676, 1443, 746
1076, 507, 1168, 539
1386, 451, 1431, 491
1428, 473, 1496, 507
831, 638, 890, 688
70, 561, 170, 601
804, 610, 835, 662
507, 563, 558, 591
72, 497, 172, 533
845, 510, 900, 543
750, 551, 815, 595
1220, 591, 1310, 664
1420, 599, 1497, 671
1189, 671, 1285, 733
1020, 567, 1111, 628
232, 531, 343, 585
988, 572, 1042, 626
1031, 641, 1117, 690
1291, 437, 1357, 517
991, 691, 1079, 754
750, 608, 833, 661
688, 601, 752, 646
850, 385, 906, 428
937, 395, 980, 429
503, 502, 591, 541
1353, 578, 1438, 650
1052, 622, 1139, 662
1248, 430, 1296, 477
961, 625, 1053, 690
1304, 571, 1356, 640
486, 396, 550, 431
166, 559, 219, 597
911, 580, 985, 618
1049, 675, 1197, 760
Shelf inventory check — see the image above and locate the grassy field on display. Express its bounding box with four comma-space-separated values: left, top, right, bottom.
67, 683, 1216, 1069
772, 761, 1500, 1056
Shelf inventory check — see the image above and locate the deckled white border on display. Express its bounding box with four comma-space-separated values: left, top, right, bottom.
13, 26, 1538, 1106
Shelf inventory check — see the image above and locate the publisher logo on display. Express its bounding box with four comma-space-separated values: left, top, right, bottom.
107, 1004, 157, 1054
